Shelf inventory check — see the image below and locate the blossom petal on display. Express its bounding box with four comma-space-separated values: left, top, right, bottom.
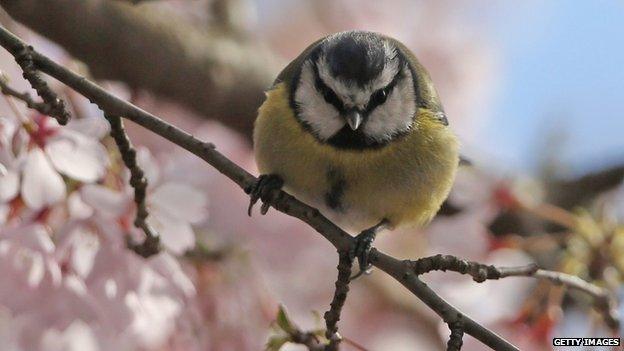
147, 212, 195, 254
46, 132, 109, 182
0, 224, 55, 289
0, 117, 18, 147
0, 204, 8, 225
1, 224, 55, 253
66, 116, 110, 139
136, 147, 160, 185
40, 320, 99, 351
68, 228, 100, 278
150, 182, 207, 223
124, 290, 181, 349
21, 148, 66, 210
81, 185, 128, 218
0, 169, 19, 202
148, 253, 195, 297
68, 192, 95, 220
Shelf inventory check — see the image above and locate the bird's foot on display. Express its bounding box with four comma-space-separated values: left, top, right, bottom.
245, 174, 284, 216
349, 228, 377, 280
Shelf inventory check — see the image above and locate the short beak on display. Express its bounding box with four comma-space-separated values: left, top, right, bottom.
345, 110, 363, 130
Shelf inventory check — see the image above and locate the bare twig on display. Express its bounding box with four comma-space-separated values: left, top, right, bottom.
104, 113, 160, 257
12, 45, 70, 124
527, 269, 619, 330
0, 24, 521, 351
446, 320, 464, 351
408, 254, 620, 330
0, 75, 51, 115
323, 250, 352, 350
270, 305, 326, 351
408, 254, 537, 282
283, 325, 370, 351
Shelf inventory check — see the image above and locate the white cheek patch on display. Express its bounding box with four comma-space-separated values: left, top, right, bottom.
294, 61, 345, 140
363, 65, 416, 142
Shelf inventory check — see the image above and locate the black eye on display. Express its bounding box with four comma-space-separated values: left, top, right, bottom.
315, 75, 344, 112
322, 89, 342, 109
369, 88, 389, 107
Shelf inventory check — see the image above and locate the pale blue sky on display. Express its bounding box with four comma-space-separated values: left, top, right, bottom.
481, 1, 624, 175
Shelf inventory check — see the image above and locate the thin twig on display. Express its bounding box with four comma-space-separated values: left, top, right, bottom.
409, 254, 525, 282
409, 254, 620, 330
0, 75, 51, 115
0, 25, 520, 351
528, 269, 618, 330
323, 250, 352, 351
105, 113, 160, 257
447, 320, 464, 351
289, 330, 325, 351
12, 45, 70, 124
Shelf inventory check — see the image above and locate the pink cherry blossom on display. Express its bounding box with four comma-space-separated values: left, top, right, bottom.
0, 115, 110, 211
0, 221, 202, 351
21, 147, 67, 210
76, 147, 208, 254
0, 117, 21, 204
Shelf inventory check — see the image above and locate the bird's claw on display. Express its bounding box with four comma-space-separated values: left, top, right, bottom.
349, 228, 377, 280
246, 174, 283, 216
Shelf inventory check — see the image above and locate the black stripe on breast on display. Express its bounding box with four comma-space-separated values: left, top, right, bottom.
325, 167, 346, 211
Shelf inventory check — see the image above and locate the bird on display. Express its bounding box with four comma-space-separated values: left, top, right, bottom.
247, 30, 459, 277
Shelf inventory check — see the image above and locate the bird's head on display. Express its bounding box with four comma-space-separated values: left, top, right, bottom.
293, 31, 422, 149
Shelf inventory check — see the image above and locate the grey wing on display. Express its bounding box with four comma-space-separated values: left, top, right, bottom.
273, 37, 326, 88
387, 36, 447, 122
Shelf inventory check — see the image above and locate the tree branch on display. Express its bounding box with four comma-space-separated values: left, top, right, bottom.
11, 45, 70, 124
104, 113, 161, 257
0, 24, 533, 351
0, 0, 277, 139
323, 250, 352, 350
446, 320, 464, 351
408, 254, 620, 330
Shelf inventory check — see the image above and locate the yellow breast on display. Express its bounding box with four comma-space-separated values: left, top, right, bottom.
253, 83, 459, 232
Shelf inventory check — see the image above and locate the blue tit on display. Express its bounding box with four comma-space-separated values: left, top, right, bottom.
248, 30, 459, 275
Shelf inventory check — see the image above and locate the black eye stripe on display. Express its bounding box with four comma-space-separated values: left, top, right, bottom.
310, 60, 405, 115
312, 64, 345, 113
365, 68, 403, 113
